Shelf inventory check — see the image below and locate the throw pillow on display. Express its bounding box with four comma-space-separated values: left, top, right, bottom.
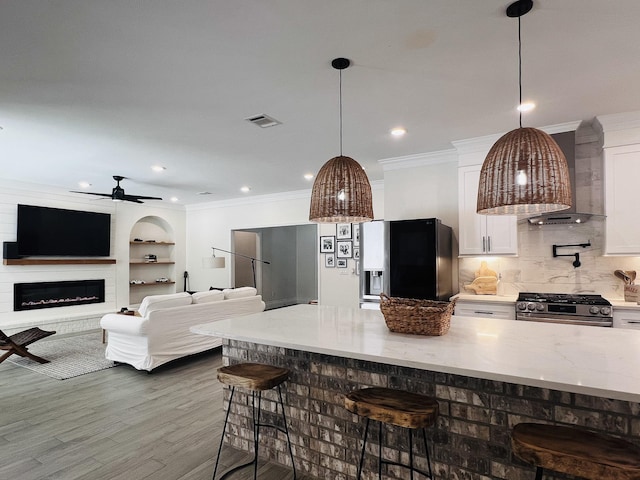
192, 289, 225, 304
223, 286, 257, 300
139, 291, 192, 317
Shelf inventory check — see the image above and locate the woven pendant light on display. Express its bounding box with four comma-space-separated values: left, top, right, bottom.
477, 0, 571, 215
309, 58, 373, 223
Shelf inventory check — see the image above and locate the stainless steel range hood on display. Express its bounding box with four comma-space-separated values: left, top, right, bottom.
527, 211, 593, 225
527, 129, 603, 225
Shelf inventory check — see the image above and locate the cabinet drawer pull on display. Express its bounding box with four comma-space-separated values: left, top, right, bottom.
627, 321, 640, 324
487, 236, 491, 252
474, 311, 494, 315
482, 236, 486, 253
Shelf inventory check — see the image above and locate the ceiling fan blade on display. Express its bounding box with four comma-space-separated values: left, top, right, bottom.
70, 191, 113, 198
73, 177, 162, 204
126, 194, 163, 201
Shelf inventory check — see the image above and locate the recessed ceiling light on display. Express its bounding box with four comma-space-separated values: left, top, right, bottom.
240, 186, 251, 193
151, 165, 166, 172
78, 181, 92, 189
517, 102, 536, 112
170, 197, 179, 202
390, 127, 407, 137
304, 173, 314, 181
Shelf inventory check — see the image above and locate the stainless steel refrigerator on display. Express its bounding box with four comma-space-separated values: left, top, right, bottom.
359, 218, 453, 308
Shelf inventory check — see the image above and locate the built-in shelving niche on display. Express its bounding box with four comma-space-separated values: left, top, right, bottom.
129, 216, 176, 305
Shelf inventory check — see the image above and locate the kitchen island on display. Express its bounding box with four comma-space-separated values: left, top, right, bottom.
193, 304, 640, 480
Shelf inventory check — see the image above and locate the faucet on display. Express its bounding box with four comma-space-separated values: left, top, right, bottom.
552, 242, 591, 268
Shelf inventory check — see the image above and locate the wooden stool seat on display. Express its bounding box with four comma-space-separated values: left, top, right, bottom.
217, 362, 290, 391
345, 387, 439, 429
512, 423, 640, 480
345, 387, 438, 479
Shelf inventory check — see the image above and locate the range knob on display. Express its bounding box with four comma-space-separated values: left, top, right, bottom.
517, 302, 528, 310
527, 302, 536, 311
600, 307, 611, 316
535, 303, 545, 311
589, 306, 600, 315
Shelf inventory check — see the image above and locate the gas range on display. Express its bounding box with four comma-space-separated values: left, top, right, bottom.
515, 292, 612, 327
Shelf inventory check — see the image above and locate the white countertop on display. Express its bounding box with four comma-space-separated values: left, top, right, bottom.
454, 293, 640, 310
192, 304, 640, 403
610, 299, 640, 309
451, 294, 517, 303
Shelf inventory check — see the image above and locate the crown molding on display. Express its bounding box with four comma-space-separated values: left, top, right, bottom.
379, 149, 457, 171
186, 180, 384, 212
597, 111, 640, 148
597, 110, 640, 131
452, 120, 581, 156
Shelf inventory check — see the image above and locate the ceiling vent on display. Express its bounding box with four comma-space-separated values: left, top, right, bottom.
245, 114, 282, 128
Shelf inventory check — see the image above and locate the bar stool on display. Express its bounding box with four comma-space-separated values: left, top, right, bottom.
511, 423, 640, 480
345, 387, 438, 479
213, 362, 297, 480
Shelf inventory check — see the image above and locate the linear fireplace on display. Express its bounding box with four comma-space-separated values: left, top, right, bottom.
14, 279, 105, 311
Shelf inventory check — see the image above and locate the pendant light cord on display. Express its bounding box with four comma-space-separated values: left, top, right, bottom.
339, 68, 343, 156
518, 14, 523, 129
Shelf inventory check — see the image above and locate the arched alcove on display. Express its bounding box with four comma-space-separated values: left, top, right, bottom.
128, 215, 176, 305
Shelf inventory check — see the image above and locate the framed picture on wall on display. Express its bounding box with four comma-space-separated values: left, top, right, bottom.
320, 236, 335, 253
355, 260, 360, 275
353, 246, 360, 260
337, 240, 352, 258
336, 223, 352, 240
337, 258, 348, 268
353, 225, 360, 247
325, 254, 335, 268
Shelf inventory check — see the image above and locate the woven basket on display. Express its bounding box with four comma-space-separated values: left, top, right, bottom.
379, 293, 457, 336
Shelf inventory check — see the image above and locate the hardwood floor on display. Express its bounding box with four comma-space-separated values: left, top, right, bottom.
0, 345, 312, 480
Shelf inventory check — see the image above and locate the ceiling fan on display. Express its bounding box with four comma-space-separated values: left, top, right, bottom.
71, 175, 163, 204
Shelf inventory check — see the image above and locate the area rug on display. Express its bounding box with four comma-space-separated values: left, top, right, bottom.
8, 331, 116, 380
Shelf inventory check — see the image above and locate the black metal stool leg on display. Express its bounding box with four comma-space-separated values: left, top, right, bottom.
356, 418, 370, 480
378, 421, 384, 480
422, 428, 433, 479
213, 386, 236, 480
276, 385, 297, 479
535, 466, 544, 480
253, 391, 262, 480
408, 429, 414, 480
214, 389, 260, 480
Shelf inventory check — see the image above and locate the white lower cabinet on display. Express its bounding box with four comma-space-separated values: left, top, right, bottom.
454, 300, 515, 320
613, 307, 640, 329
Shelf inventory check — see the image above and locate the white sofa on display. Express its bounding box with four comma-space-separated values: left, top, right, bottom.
100, 287, 265, 371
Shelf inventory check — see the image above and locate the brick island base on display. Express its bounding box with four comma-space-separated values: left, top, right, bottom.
220, 339, 640, 480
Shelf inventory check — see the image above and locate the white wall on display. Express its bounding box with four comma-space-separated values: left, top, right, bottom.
0, 180, 185, 333
382, 154, 459, 234
186, 185, 385, 308
381, 153, 460, 292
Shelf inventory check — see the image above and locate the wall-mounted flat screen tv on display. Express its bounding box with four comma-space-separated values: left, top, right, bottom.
17, 204, 111, 257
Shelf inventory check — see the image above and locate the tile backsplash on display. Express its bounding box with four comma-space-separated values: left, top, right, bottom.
459, 218, 640, 300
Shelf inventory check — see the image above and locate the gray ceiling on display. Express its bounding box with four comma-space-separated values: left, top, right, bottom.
1, 1, 639, 205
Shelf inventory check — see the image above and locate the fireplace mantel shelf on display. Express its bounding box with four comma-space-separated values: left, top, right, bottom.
3, 258, 116, 265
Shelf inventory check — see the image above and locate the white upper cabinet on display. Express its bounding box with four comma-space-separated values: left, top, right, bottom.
598, 111, 640, 255
604, 144, 640, 254
458, 165, 518, 256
